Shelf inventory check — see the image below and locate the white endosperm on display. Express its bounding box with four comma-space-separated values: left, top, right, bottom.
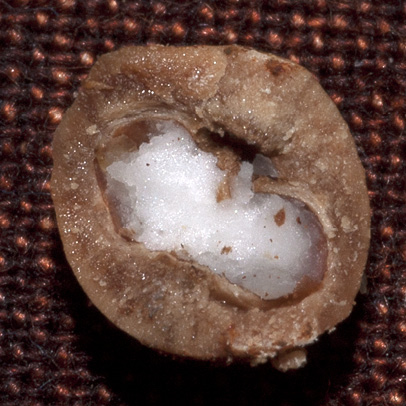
106, 121, 324, 300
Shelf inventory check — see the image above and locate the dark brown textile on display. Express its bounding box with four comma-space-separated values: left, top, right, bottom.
0, 0, 405, 405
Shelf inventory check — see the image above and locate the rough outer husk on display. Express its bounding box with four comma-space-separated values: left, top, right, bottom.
51, 45, 370, 369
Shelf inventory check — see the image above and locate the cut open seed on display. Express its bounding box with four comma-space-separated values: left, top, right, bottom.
51, 45, 370, 369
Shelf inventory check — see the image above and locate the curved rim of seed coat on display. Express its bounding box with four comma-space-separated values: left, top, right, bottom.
51, 45, 370, 366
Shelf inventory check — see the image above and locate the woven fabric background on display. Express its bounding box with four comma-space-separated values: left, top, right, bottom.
0, 0, 405, 405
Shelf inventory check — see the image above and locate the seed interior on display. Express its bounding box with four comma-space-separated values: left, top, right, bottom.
105, 119, 326, 300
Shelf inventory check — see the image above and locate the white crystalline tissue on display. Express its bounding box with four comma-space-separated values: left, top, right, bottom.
106, 121, 324, 300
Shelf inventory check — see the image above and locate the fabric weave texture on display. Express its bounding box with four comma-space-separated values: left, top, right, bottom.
1, 0, 405, 405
